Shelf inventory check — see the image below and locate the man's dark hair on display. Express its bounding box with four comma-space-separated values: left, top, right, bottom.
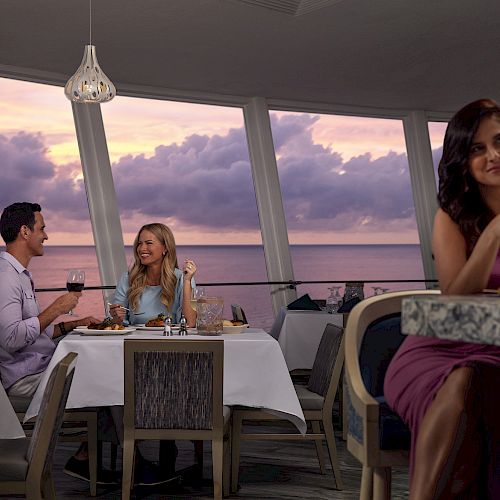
0, 202, 42, 244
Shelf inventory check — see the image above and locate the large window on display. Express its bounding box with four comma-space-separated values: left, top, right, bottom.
270, 111, 425, 302
101, 98, 274, 329
429, 121, 448, 185
0, 77, 103, 319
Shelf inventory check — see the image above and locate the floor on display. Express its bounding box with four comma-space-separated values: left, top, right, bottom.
11, 427, 410, 500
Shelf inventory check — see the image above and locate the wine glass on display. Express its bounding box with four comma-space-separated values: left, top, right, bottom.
190, 286, 206, 312
66, 269, 85, 315
372, 286, 383, 296
326, 286, 342, 314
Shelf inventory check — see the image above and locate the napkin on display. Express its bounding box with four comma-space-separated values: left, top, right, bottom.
287, 294, 322, 311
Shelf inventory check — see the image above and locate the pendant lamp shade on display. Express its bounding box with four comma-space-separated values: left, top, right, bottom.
64, 45, 115, 103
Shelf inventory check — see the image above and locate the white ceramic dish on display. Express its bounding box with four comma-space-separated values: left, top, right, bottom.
223, 324, 249, 334
135, 325, 180, 331
74, 326, 136, 336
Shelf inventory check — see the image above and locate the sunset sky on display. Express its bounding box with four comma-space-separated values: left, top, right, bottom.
0, 77, 447, 246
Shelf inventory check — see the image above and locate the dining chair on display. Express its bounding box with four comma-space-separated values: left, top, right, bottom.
9, 394, 100, 496
231, 323, 344, 492
122, 339, 231, 500
0, 352, 78, 500
344, 289, 440, 500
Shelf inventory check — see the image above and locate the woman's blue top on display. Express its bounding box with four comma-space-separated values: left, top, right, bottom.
112, 268, 195, 324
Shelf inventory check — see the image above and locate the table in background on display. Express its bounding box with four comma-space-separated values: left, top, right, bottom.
402, 294, 500, 345
26, 329, 306, 434
277, 309, 343, 371
0, 382, 24, 439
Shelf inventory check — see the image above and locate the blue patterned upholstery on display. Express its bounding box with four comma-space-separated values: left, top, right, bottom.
358, 313, 410, 450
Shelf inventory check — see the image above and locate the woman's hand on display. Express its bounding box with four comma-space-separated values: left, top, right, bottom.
108, 303, 126, 323
183, 259, 197, 279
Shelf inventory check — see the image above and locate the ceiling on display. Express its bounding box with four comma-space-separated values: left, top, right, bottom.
1, 0, 499, 114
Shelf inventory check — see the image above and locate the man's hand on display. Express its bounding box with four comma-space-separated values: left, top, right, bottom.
68, 316, 101, 330
52, 292, 81, 315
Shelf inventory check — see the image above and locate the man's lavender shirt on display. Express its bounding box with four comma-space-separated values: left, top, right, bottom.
0, 251, 55, 389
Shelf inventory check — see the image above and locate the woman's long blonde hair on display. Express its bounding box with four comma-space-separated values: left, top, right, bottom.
128, 223, 179, 312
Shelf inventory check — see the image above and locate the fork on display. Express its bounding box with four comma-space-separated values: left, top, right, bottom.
107, 302, 145, 315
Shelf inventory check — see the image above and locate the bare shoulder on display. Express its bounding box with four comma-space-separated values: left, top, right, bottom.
432, 208, 467, 256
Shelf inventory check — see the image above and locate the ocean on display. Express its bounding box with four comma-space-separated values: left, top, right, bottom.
13, 245, 426, 331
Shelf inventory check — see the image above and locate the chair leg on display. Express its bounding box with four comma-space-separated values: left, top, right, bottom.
311, 420, 326, 474
323, 417, 343, 490
230, 411, 243, 493
121, 437, 136, 500
373, 466, 391, 500
87, 414, 98, 497
360, 466, 373, 500
223, 429, 231, 497
41, 468, 56, 500
212, 436, 224, 500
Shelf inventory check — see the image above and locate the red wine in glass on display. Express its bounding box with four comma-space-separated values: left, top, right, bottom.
66, 269, 85, 315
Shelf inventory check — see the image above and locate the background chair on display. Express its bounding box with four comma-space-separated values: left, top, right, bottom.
0, 352, 78, 500
231, 323, 344, 492
344, 289, 439, 500
122, 339, 230, 500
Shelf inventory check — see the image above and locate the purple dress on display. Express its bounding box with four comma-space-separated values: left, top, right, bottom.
384, 252, 500, 486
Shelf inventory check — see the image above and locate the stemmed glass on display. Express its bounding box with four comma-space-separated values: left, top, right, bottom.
372, 286, 383, 296
66, 269, 85, 315
190, 286, 206, 312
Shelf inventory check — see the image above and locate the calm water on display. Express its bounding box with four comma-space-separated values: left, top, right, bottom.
7, 245, 426, 331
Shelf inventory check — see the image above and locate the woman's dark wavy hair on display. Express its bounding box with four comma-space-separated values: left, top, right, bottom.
437, 98, 500, 253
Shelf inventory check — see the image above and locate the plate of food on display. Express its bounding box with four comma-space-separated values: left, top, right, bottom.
73, 318, 135, 335
134, 314, 179, 331
222, 320, 249, 334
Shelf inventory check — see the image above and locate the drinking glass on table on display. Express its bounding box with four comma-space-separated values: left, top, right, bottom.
190, 286, 206, 312
66, 269, 85, 315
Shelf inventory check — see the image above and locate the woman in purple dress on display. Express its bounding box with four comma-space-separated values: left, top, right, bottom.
384, 99, 500, 499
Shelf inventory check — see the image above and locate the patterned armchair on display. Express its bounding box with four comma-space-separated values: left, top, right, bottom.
122, 339, 230, 500
344, 289, 439, 500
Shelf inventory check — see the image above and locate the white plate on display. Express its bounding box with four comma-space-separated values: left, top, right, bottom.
74, 326, 136, 336
223, 324, 249, 334
135, 325, 180, 331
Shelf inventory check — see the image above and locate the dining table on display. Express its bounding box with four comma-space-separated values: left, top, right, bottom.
276, 308, 344, 370
402, 294, 500, 345
25, 328, 306, 434
0, 382, 25, 439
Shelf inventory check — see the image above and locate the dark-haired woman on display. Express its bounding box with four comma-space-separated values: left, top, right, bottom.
384, 99, 500, 499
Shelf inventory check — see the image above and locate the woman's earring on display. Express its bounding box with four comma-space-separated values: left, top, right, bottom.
162, 251, 166, 256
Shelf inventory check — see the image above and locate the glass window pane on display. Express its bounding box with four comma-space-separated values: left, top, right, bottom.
270, 111, 425, 302
0, 77, 104, 319
429, 121, 448, 186
101, 98, 274, 329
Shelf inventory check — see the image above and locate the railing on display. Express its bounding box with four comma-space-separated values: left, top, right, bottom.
35, 278, 438, 293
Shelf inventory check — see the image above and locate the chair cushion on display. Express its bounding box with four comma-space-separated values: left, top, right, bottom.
8, 395, 30, 413
359, 313, 404, 398
0, 437, 30, 481
295, 384, 324, 410
376, 396, 411, 450
307, 324, 343, 397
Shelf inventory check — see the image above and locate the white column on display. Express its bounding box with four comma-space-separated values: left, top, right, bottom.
403, 111, 438, 284
71, 102, 127, 303
243, 98, 297, 315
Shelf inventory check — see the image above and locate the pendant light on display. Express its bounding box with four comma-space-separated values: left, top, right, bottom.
64, 0, 115, 103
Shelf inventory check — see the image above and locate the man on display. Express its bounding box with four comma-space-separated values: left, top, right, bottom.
0, 202, 98, 396
0, 202, 109, 483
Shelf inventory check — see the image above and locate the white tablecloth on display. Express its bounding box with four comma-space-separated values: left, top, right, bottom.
0, 382, 25, 439
278, 310, 343, 371
25, 329, 306, 434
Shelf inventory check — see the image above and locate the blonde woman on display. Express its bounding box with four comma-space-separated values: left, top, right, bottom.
109, 223, 197, 326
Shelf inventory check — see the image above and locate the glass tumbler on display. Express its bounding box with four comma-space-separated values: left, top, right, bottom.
196, 297, 224, 336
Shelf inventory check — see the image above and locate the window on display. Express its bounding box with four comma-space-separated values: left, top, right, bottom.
0, 77, 103, 318
101, 97, 274, 328
270, 111, 425, 301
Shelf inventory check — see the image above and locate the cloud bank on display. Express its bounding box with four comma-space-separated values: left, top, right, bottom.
0, 113, 437, 241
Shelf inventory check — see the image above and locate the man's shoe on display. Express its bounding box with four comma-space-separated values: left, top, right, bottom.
133, 457, 180, 487
63, 456, 118, 485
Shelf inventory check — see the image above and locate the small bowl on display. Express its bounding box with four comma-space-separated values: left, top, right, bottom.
223, 324, 249, 334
